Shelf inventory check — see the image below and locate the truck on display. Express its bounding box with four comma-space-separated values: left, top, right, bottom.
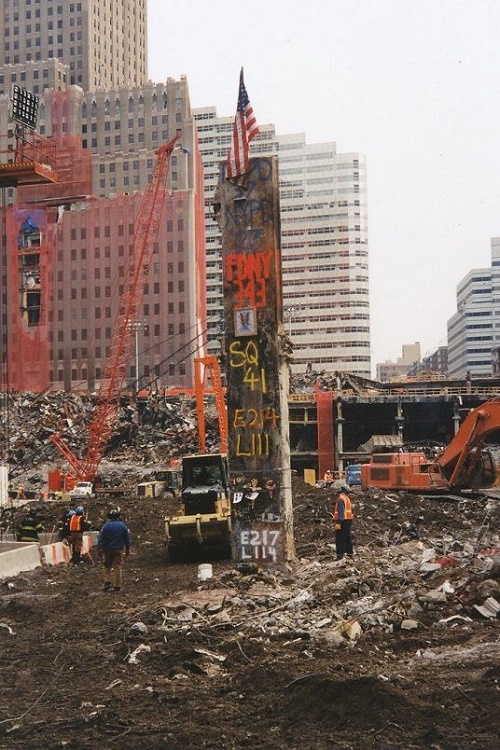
164, 453, 232, 562
69, 481, 95, 501
361, 398, 500, 493
345, 463, 362, 486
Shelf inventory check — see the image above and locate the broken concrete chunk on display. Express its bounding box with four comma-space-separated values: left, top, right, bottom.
418, 589, 447, 604
176, 607, 197, 622
129, 621, 148, 636
401, 619, 419, 630
421, 548, 437, 563
286, 589, 312, 608
439, 580, 455, 594
128, 644, 151, 664
419, 563, 442, 574
473, 596, 500, 618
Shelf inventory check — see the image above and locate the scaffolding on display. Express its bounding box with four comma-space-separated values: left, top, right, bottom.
0, 130, 57, 188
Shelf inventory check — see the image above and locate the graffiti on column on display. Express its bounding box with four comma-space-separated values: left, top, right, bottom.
219, 157, 287, 568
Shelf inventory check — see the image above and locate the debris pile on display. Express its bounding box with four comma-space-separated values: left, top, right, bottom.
290, 368, 383, 396
0, 475, 499, 746
0, 390, 222, 488
0, 391, 500, 747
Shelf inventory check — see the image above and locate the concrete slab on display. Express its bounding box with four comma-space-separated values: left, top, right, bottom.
0, 543, 41, 579
0, 532, 98, 578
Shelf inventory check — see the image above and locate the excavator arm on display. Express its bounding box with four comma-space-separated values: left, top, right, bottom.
436, 397, 500, 487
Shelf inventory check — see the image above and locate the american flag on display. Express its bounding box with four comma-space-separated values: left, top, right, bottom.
226, 68, 260, 183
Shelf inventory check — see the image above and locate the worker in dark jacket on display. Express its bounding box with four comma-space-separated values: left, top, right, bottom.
332, 484, 354, 560
97, 509, 131, 592
57, 509, 75, 541
16, 508, 44, 542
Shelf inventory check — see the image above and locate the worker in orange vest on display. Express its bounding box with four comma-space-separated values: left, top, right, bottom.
332, 484, 354, 560
323, 469, 334, 487
69, 506, 92, 564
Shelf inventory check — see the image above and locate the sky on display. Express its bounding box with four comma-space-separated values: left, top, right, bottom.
147, 0, 500, 372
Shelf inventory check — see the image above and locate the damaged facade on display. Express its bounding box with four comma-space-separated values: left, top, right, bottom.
0, 82, 206, 394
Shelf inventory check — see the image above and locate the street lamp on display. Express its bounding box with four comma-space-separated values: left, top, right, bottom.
285, 306, 295, 337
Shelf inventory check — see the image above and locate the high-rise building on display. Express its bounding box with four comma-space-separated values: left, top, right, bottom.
376, 342, 421, 382
194, 107, 370, 377
1, 80, 205, 393
447, 238, 500, 377
0, 2, 205, 393
0, 0, 371, 392
0, 0, 147, 91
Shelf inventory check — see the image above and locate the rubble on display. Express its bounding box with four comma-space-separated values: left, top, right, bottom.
1, 389, 219, 492
474, 596, 500, 618
0, 391, 499, 747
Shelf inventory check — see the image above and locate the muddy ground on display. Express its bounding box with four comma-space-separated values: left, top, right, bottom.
0, 479, 499, 750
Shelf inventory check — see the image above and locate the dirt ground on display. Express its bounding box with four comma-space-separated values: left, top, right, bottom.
0, 479, 499, 750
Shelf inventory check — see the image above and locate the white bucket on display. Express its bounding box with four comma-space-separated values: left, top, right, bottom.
197, 563, 213, 581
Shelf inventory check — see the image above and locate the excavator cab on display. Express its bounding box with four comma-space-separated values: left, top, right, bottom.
165, 454, 232, 562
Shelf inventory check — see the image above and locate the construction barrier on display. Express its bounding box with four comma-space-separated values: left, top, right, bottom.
39, 540, 72, 566
0, 542, 41, 579
40, 532, 98, 566
0, 532, 98, 579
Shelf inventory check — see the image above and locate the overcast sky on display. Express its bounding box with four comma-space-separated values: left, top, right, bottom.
147, 0, 500, 373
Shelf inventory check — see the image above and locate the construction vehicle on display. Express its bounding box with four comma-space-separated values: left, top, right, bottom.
361, 398, 500, 492
163, 356, 231, 562
137, 465, 181, 499
165, 453, 231, 562
345, 463, 362, 486
49, 133, 181, 486
69, 481, 95, 501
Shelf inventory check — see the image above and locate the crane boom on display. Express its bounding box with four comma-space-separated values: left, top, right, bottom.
51, 132, 181, 481
194, 356, 228, 454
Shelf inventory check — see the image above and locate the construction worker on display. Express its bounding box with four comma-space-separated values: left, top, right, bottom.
68, 505, 92, 564
16, 507, 44, 542
324, 469, 334, 487
97, 509, 131, 593
57, 509, 75, 541
332, 484, 354, 560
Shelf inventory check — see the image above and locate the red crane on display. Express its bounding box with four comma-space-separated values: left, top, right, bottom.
51, 132, 181, 482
